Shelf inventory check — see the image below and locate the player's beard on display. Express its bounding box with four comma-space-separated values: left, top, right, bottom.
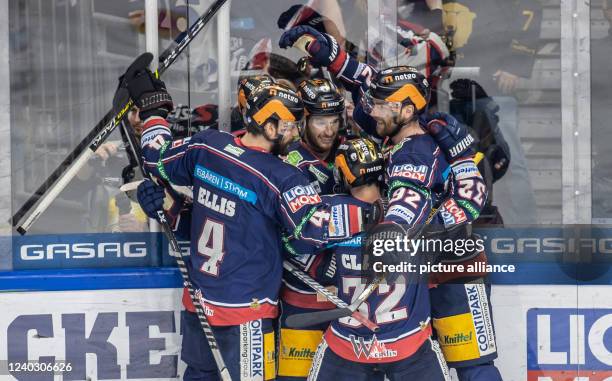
304, 125, 338, 156
270, 134, 290, 156
374, 114, 402, 138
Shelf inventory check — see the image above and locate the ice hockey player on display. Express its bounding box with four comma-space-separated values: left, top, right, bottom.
232, 74, 275, 132
279, 25, 502, 381
305, 137, 451, 380
119, 55, 370, 381
285, 78, 345, 195
277, 77, 346, 380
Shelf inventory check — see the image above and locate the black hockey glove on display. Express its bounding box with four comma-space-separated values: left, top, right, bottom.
119, 53, 174, 120
366, 198, 388, 225
450, 78, 489, 100
486, 144, 510, 182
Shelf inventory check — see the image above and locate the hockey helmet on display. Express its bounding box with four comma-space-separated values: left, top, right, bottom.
298, 79, 345, 116
237, 74, 275, 114
362, 66, 430, 114
244, 84, 305, 135
334, 138, 384, 188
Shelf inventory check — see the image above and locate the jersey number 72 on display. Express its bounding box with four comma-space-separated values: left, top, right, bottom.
339, 276, 408, 327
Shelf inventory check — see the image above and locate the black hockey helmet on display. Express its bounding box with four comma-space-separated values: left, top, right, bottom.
298, 79, 345, 116
237, 74, 275, 114
335, 138, 384, 188
245, 84, 305, 133
363, 65, 430, 114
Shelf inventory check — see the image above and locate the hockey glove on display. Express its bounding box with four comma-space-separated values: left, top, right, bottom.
136, 179, 166, 219
424, 112, 476, 162
450, 78, 489, 100
487, 144, 510, 182
279, 25, 346, 72
120, 53, 174, 120
313, 251, 338, 286
366, 198, 388, 225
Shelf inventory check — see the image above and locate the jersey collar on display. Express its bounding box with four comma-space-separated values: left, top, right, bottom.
235, 136, 269, 153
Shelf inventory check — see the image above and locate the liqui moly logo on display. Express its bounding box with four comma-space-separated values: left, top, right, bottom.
283, 185, 321, 213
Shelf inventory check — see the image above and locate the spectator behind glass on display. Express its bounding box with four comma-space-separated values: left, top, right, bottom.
441, 0, 543, 225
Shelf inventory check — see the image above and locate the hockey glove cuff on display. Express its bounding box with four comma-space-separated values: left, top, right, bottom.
424, 112, 476, 162
136, 179, 166, 219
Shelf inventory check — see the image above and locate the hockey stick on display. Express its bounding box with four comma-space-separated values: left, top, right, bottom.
11, 0, 228, 235
285, 272, 383, 330
119, 108, 232, 380
157, 210, 232, 381
283, 260, 379, 332
286, 204, 444, 329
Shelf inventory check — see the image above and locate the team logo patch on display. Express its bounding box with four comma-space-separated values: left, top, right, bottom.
386, 205, 415, 224
283, 184, 321, 213
285, 150, 304, 166
327, 204, 362, 238
452, 161, 480, 180
223, 144, 245, 156
390, 164, 428, 182
350, 335, 398, 360
308, 165, 329, 184
440, 199, 467, 225
329, 204, 346, 238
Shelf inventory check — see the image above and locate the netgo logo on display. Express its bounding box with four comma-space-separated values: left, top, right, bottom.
527, 308, 612, 381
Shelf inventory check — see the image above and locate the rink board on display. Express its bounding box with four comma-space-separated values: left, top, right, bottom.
0, 274, 610, 381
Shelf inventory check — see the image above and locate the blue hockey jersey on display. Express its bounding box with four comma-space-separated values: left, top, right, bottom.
139, 118, 365, 326
281, 142, 342, 310
324, 195, 432, 364
325, 52, 487, 228
284, 141, 339, 195
281, 194, 365, 311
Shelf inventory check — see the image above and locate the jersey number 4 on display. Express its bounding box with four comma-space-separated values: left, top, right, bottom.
339, 276, 408, 327
197, 218, 226, 276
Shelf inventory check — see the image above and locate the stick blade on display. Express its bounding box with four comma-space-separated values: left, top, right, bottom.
285, 307, 352, 329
